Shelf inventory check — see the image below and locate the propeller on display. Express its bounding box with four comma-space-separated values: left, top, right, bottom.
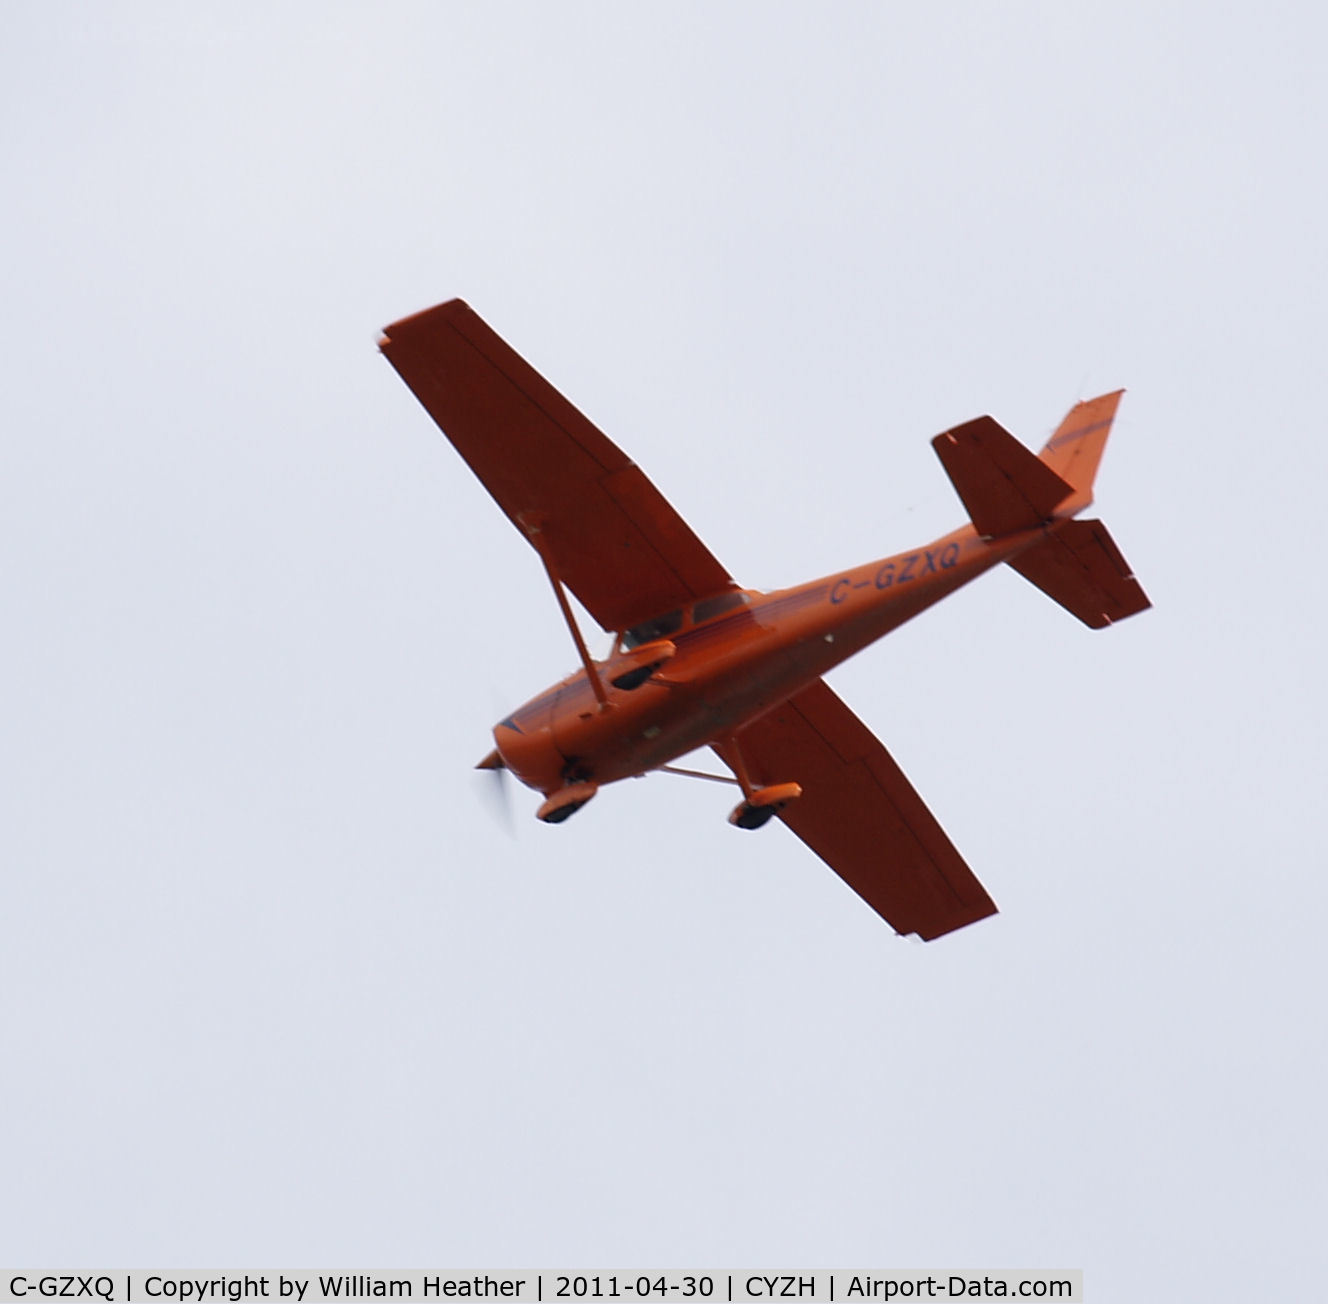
475, 748, 515, 835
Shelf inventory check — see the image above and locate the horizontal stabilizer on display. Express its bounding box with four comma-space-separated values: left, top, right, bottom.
1009, 519, 1151, 628
933, 416, 1075, 538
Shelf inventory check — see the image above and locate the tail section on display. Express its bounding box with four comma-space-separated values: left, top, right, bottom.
933, 391, 1150, 628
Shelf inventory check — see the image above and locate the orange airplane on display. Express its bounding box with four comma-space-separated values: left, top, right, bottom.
380, 300, 1149, 940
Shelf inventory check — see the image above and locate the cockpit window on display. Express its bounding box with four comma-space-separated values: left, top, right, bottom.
693, 591, 750, 624
620, 609, 683, 651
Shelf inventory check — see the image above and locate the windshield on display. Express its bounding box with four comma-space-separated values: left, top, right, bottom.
620, 609, 683, 650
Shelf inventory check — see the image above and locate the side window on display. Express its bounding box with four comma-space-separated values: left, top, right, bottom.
620, 609, 683, 651
693, 591, 750, 624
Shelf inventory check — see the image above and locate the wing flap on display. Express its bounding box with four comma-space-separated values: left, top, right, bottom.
380, 300, 734, 632
714, 680, 997, 940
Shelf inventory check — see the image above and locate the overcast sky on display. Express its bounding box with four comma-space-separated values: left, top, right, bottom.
3, 2, 1324, 1297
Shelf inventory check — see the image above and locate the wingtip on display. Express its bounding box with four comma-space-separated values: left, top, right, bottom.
380, 298, 471, 347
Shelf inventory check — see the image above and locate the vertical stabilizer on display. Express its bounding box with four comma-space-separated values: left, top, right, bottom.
1037, 390, 1124, 512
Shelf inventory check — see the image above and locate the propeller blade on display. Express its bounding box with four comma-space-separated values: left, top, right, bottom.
475, 752, 515, 835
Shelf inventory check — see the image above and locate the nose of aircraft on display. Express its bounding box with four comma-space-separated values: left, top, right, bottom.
485, 718, 565, 794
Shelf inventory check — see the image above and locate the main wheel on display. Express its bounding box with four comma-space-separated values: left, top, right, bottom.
730, 801, 778, 830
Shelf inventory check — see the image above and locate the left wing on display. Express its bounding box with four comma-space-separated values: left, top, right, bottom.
380, 300, 735, 633
714, 679, 997, 940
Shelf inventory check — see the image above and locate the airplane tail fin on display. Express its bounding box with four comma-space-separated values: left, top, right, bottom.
1035, 389, 1125, 515
932, 391, 1150, 628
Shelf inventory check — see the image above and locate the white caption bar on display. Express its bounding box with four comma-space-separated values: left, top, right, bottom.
1, 1275, 1083, 1303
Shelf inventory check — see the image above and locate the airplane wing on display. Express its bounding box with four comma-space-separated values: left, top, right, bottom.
713, 679, 998, 941
380, 300, 736, 633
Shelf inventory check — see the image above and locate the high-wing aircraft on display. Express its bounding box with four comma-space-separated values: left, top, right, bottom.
380, 300, 1150, 941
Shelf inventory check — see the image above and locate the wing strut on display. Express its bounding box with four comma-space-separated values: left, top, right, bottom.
522, 516, 611, 712
720, 733, 757, 796
656, 764, 740, 786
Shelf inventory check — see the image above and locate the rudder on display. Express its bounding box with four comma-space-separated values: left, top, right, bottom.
1038, 390, 1125, 513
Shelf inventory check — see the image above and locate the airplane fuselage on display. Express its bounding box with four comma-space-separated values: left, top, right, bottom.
492, 517, 1052, 797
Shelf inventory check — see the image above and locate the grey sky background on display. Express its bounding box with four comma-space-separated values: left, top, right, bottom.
3, 2, 1324, 1297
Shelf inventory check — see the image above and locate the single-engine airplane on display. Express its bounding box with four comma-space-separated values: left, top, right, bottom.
380, 300, 1149, 940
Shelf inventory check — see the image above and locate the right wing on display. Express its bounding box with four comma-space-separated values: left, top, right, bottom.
714, 679, 997, 941
380, 300, 735, 633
